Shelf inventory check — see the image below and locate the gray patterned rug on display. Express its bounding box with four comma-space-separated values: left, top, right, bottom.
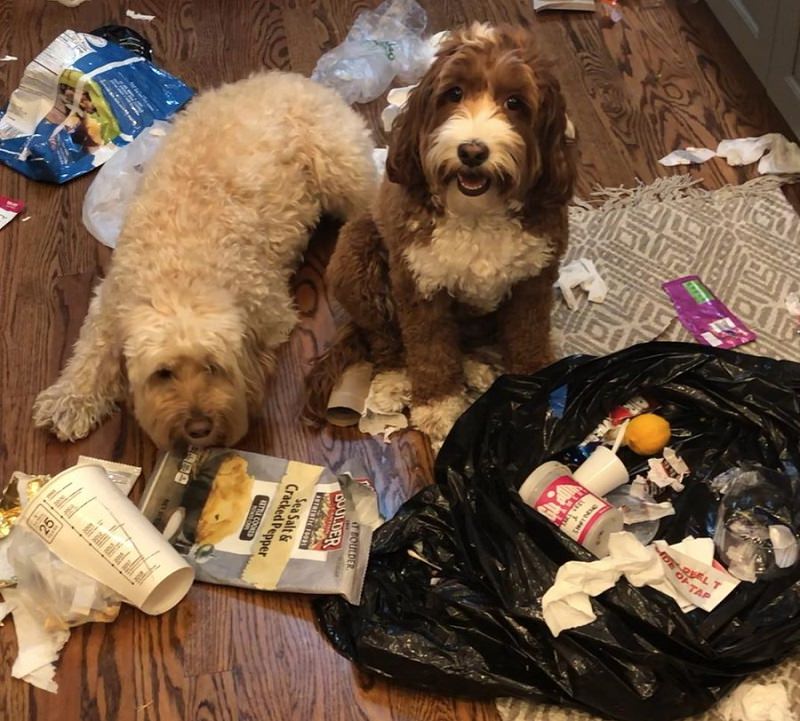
555, 175, 800, 361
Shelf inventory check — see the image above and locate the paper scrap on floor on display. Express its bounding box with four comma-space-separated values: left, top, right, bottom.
0, 196, 25, 232
659, 133, 800, 173
658, 147, 716, 166
126, 9, 156, 21
557, 257, 607, 310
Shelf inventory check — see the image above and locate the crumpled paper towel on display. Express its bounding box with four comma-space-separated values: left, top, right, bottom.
541, 532, 739, 635
718, 680, 797, 721
557, 257, 608, 310
0, 590, 70, 693
541, 532, 664, 636
659, 147, 717, 166
717, 134, 800, 174
658, 134, 800, 175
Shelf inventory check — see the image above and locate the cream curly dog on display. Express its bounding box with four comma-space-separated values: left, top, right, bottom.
34, 72, 376, 449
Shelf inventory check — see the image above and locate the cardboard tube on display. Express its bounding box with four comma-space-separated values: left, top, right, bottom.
326, 362, 373, 427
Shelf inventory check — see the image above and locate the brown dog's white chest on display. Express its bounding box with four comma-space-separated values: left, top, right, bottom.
402, 212, 554, 313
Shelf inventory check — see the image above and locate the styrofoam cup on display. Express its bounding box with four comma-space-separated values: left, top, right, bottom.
573, 446, 629, 497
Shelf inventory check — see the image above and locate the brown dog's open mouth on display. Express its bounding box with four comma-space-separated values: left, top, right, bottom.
456, 171, 491, 197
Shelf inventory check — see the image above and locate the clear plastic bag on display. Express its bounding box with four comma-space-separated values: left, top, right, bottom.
82, 120, 171, 248
311, 0, 432, 104
712, 465, 800, 582
6, 524, 121, 629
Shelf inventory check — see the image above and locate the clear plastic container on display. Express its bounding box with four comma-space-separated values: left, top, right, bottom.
519, 461, 624, 557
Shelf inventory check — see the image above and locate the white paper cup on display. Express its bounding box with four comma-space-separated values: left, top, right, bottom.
20, 464, 194, 615
573, 447, 629, 497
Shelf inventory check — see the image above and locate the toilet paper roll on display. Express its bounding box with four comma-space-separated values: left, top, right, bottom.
326, 361, 373, 427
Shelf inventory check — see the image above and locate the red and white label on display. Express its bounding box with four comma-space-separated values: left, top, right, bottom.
533, 476, 615, 544
0, 195, 25, 231
654, 541, 739, 611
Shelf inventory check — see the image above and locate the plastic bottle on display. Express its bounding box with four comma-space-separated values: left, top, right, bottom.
518, 461, 624, 557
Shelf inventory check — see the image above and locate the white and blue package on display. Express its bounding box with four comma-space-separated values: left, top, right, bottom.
0, 30, 193, 183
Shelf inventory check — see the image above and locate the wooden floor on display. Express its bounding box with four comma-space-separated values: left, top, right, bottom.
0, 1, 796, 719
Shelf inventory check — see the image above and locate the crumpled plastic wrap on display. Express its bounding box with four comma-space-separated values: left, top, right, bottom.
311, 0, 432, 104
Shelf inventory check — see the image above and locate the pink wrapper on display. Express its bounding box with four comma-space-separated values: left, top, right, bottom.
663, 275, 756, 349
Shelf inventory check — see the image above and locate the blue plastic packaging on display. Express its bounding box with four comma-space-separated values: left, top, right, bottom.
0, 30, 193, 183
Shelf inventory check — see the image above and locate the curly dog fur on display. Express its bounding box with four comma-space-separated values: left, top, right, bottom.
35, 71, 376, 449
306, 23, 576, 448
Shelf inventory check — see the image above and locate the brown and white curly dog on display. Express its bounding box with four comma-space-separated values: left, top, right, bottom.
306, 23, 576, 449
34, 72, 376, 450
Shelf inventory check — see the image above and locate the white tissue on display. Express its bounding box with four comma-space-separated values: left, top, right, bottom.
718, 681, 797, 721
557, 257, 608, 310
542, 532, 664, 636
0, 590, 69, 693
717, 134, 800, 174
541, 532, 740, 635
0, 55, 17, 62
658, 147, 717, 166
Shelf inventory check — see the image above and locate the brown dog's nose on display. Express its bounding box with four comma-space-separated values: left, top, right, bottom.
185, 414, 213, 441
458, 141, 489, 167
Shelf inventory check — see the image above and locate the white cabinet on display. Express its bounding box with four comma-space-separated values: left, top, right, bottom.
707, 0, 800, 137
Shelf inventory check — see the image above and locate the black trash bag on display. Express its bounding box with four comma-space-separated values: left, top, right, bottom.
315, 342, 800, 721
89, 25, 154, 61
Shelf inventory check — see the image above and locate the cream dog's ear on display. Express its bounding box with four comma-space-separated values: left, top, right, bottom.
237, 331, 273, 416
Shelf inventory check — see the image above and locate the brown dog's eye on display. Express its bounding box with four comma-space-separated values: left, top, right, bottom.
445, 86, 463, 103
504, 96, 524, 111
155, 368, 173, 381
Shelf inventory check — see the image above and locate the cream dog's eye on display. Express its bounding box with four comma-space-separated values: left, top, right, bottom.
206, 363, 221, 375
155, 368, 173, 381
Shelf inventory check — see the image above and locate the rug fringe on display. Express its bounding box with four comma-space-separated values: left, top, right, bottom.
572, 173, 800, 214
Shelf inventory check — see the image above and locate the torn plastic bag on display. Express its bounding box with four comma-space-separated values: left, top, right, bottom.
311, 0, 432, 104
0, 30, 192, 183
315, 342, 800, 721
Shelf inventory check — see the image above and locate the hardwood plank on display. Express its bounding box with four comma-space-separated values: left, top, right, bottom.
1, 1, 797, 720
185, 672, 238, 721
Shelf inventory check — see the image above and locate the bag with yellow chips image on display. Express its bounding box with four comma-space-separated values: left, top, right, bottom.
139, 448, 381, 605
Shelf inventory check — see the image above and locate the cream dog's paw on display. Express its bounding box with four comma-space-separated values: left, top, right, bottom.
410, 393, 469, 449
33, 384, 114, 442
366, 369, 411, 414
462, 358, 499, 394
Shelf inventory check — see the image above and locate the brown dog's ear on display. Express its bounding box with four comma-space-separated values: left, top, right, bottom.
527, 67, 576, 211
385, 74, 434, 188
